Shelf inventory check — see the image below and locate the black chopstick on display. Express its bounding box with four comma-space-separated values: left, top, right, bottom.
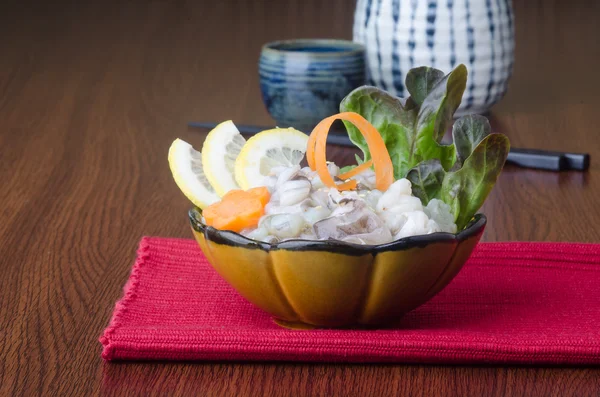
188, 122, 590, 172
506, 149, 589, 171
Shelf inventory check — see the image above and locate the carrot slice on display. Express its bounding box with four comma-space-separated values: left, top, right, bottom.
309, 112, 393, 191
313, 120, 357, 191
247, 186, 270, 207
306, 125, 318, 170
338, 160, 374, 180
203, 188, 270, 232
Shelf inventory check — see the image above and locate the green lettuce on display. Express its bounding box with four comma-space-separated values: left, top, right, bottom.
339, 65, 509, 229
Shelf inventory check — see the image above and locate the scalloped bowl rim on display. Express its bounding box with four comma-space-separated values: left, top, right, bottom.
189, 208, 486, 255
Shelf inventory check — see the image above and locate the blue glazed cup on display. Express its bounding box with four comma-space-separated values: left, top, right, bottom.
259, 39, 366, 133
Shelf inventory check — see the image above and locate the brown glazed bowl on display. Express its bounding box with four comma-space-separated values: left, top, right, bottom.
189, 208, 486, 329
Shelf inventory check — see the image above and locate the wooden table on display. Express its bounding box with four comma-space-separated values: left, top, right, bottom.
2, 0, 599, 395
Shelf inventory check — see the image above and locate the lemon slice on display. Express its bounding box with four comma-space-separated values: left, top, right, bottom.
168, 138, 220, 209
202, 120, 246, 196
234, 128, 309, 189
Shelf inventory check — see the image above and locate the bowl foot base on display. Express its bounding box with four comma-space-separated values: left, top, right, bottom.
272, 318, 319, 330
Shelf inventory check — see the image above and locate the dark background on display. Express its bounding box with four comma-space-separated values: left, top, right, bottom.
1, 0, 599, 395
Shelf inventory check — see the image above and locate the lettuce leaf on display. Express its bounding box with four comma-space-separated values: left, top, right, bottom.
340, 87, 418, 178
339, 65, 510, 230
340, 65, 467, 178
407, 129, 509, 229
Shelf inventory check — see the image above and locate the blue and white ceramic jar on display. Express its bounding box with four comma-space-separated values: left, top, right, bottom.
353, 0, 515, 115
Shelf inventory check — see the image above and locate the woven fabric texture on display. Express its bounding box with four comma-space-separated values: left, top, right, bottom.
99, 237, 600, 364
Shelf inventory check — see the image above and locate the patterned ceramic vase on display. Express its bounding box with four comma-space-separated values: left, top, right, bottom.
353, 0, 515, 115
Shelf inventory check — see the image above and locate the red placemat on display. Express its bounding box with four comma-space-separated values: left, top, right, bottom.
99, 237, 600, 364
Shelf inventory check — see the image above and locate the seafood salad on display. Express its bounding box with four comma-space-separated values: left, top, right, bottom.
169, 65, 510, 246
244, 164, 456, 245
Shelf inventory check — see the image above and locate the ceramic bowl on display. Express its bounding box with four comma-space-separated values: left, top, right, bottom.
189, 208, 486, 329
259, 39, 366, 132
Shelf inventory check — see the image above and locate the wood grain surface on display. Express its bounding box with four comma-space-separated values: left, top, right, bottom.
1, 0, 600, 396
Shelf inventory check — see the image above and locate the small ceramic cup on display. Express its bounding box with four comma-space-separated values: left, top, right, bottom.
259, 39, 366, 133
